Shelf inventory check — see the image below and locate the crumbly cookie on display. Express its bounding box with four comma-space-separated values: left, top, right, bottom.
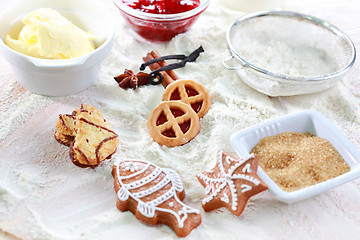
197, 151, 267, 216
147, 101, 200, 147
70, 109, 119, 168
54, 104, 105, 146
112, 159, 201, 237
55, 113, 76, 146
162, 79, 211, 118
55, 104, 119, 168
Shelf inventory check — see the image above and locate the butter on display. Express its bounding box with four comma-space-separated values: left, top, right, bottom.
5, 8, 95, 59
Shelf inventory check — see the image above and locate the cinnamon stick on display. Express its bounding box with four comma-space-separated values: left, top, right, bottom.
151, 51, 179, 81
143, 52, 179, 88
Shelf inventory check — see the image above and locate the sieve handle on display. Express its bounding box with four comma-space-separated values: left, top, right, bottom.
223, 55, 246, 70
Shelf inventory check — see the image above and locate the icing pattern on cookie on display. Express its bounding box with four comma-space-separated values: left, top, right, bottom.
114, 159, 200, 229
197, 151, 268, 216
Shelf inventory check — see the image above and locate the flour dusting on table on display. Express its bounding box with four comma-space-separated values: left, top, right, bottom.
1, 0, 360, 239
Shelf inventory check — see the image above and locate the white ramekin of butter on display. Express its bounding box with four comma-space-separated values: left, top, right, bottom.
0, 0, 115, 96
230, 110, 360, 203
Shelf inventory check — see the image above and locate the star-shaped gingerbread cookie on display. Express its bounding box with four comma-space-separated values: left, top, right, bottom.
197, 151, 267, 216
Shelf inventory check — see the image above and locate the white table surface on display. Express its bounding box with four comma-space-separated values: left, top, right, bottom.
1, 0, 360, 239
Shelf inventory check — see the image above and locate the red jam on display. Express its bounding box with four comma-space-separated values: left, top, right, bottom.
156, 108, 191, 138
123, 0, 200, 14
120, 0, 204, 42
170, 86, 202, 113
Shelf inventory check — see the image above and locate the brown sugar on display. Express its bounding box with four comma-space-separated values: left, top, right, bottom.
251, 132, 350, 192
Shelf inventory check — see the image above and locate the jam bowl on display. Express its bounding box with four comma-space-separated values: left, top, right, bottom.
113, 0, 210, 42
0, 0, 115, 96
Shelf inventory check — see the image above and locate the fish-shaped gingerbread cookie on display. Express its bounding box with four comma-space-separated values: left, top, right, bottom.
112, 159, 201, 237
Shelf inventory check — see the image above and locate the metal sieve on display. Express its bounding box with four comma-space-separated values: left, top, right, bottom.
224, 11, 356, 96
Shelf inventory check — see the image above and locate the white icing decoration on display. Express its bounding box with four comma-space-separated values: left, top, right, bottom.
124, 162, 139, 172
115, 159, 200, 229
242, 163, 252, 173
124, 167, 162, 190
132, 175, 171, 199
225, 156, 233, 164
164, 168, 183, 192
119, 162, 151, 180
147, 188, 174, 206
117, 187, 129, 201
198, 152, 260, 212
241, 184, 252, 193
221, 192, 229, 203
137, 201, 155, 217
232, 174, 260, 185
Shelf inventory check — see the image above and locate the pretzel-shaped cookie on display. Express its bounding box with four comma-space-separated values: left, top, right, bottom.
162, 79, 211, 118
143, 51, 211, 118
147, 101, 200, 147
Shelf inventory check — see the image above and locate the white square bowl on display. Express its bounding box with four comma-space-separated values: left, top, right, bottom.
230, 110, 360, 203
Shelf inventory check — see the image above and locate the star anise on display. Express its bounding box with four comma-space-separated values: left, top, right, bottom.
114, 69, 150, 90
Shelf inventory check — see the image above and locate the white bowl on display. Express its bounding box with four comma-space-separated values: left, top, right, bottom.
0, 0, 115, 96
230, 110, 360, 203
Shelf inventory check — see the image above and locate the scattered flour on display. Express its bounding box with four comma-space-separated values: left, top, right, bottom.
235, 38, 339, 76
230, 13, 348, 78
0, 0, 360, 239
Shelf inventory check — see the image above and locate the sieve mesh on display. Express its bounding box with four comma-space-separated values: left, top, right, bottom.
228, 12, 355, 80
